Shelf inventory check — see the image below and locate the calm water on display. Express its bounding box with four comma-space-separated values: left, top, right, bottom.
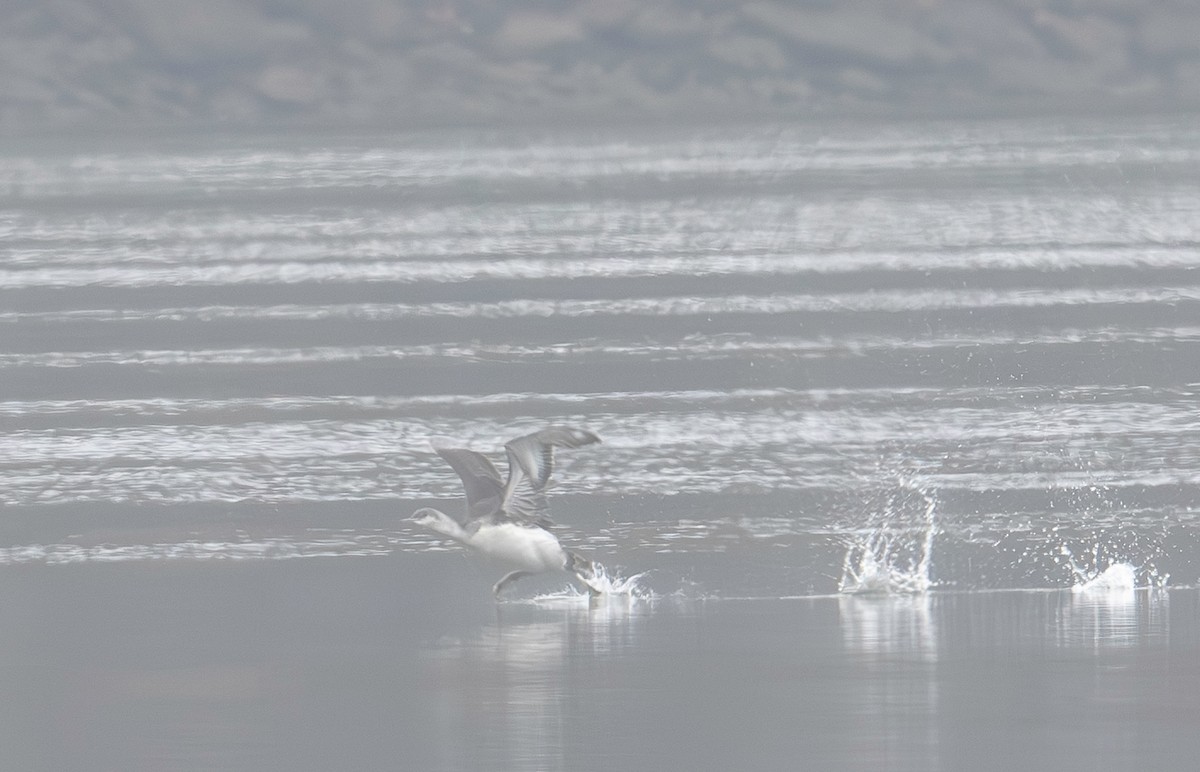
2, 118, 1200, 769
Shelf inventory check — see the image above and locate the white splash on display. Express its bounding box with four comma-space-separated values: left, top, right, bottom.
839, 481, 938, 595
1071, 563, 1137, 594
586, 563, 654, 597
1061, 543, 1168, 593
521, 563, 654, 607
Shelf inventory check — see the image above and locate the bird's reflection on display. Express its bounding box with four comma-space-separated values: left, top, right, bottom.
423, 596, 646, 772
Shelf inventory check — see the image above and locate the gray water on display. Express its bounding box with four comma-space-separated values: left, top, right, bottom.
2, 118, 1200, 769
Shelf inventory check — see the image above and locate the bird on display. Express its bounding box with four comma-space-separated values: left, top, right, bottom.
410, 425, 604, 597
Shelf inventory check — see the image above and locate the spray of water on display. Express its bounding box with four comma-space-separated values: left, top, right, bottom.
518, 561, 655, 606
839, 478, 938, 595
582, 562, 654, 598
1060, 542, 1169, 593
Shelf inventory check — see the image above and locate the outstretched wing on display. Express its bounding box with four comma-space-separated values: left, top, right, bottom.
499, 426, 600, 526
434, 446, 504, 522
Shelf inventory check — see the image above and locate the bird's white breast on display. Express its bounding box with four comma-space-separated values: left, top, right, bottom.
466, 522, 567, 573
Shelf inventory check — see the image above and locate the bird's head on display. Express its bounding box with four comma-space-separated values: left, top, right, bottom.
568, 427, 601, 446
410, 507, 448, 530
410, 507, 469, 541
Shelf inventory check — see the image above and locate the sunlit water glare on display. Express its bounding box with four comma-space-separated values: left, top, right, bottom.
3, 119, 1199, 599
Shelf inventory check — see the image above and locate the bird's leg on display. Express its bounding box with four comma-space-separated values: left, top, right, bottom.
492, 570, 531, 597
575, 571, 603, 598
565, 550, 603, 597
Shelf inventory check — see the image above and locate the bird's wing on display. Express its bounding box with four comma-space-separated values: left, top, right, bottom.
499, 426, 601, 526
434, 446, 505, 522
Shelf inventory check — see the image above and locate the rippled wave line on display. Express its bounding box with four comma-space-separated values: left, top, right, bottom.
2, 244, 1197, 289
3, 452, 1200, 506
3, 383, 1197, 420
0, 531, 444, 565
0, 388, 779, 418
3, 401, 1198, 462
3, 285, 1197, 327
3, 124, 1198, 196
4, 324, 1200, 370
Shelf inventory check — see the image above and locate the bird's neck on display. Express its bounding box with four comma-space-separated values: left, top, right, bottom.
426, 511, 470, 543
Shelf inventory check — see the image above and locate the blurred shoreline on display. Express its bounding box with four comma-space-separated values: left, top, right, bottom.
3, 0, 1199, 135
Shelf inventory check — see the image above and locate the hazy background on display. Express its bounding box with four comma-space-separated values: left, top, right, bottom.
3, 0, 1199, 134
5, 4, 1200, 769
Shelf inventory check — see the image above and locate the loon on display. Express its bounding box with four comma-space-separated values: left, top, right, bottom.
411, 426, 603, 597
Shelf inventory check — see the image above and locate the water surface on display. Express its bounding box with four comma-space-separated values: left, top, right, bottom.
2, 117, 1199, 768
